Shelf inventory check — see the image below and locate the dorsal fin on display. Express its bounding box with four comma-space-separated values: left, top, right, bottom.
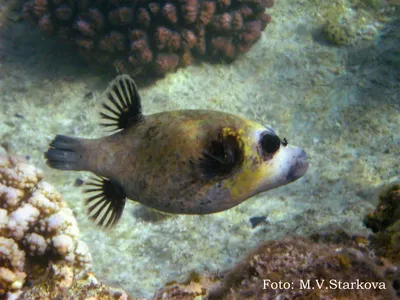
100, 74, 143, 131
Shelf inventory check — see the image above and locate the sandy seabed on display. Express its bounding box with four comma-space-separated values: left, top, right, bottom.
0, 0, 399, 297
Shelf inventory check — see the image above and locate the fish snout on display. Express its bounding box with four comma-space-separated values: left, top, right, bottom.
286, 148, 309, 182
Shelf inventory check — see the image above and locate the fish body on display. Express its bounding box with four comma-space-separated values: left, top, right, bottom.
45, 75, 308, 227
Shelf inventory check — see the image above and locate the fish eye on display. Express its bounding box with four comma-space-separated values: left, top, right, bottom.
260, 133, 281, 154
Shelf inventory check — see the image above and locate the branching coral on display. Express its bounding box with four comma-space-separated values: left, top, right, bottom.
0, 155, 132, 299
0, 155, 91, 298
23, 0, 274, 77
365, 181, 400, 266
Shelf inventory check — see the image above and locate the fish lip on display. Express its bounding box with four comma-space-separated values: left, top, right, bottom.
286, 152, 309, 182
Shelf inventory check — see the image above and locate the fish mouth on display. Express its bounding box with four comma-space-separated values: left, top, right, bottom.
286, 150, 309, 182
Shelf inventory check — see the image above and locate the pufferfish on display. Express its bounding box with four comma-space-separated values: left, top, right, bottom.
45, 75, 308, 228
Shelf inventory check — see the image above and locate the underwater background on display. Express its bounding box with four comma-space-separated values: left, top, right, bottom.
0, 0, 399, 298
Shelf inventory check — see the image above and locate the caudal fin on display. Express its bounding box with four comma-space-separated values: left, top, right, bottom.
45, 135, 84, 171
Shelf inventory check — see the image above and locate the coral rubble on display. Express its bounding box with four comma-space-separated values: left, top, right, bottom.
0, 155, 131, 299
153, 236, 399, 299
365, 181, 400, 265
365, 181, 400, 233
23, 0, 274, 77
318, 0, 395, 46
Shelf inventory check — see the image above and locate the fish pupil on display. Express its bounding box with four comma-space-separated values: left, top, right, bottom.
260, 133, 281, 154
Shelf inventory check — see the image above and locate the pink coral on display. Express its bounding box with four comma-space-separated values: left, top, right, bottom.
162, 3, 178, 24
168, 32, 181, 51
196, 28, 206, 55
181, 51, 194, 66
88, 8, 105, 32
75, 36, 94, 51
199, 1, 216, 25
136, 8, 151, 27
108, 7, 133, 26
211, 36, 236, 59
218, 0, 231, 8
154, 53, 180, 74
113, 59, 132, 74
231, 11, 243, 30
32, 0, 48, 18
74, 19, 96, 36
182, 29, 197, 50
181, 0, 199, 23
130, 39, 153, 64
55, 4, 73, 21
148, 2, 161, 15
98, 31, 126, 52
23, 0, 274, 77
38, 14, 54, 35
213, 12, 232, 31
155, 26, 172, 50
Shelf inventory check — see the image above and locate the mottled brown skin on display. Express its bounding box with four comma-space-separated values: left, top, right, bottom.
46, 75, 308, 228
77, 110, 260, 214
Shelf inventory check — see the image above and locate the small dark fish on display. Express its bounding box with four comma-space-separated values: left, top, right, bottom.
83, 91, 94, 100
74, 178, 84, 187
45, 75, 308, 228
249, 216, 267, 228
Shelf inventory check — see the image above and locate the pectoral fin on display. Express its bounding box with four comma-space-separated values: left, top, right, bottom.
197, 134, 244, 180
